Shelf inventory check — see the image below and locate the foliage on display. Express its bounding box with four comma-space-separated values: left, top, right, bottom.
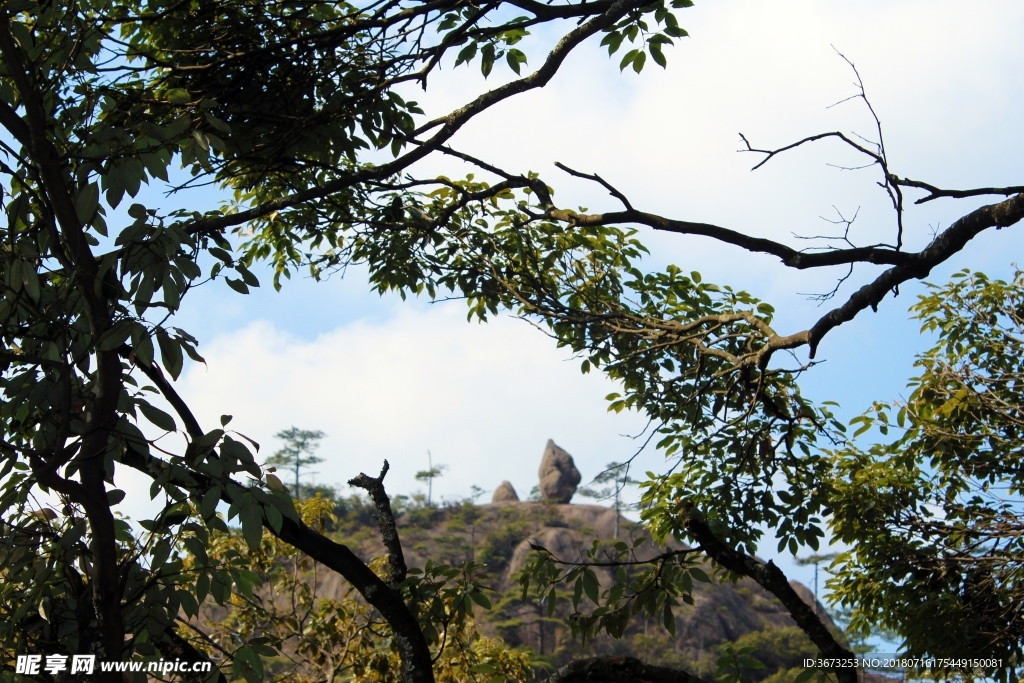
347, 175, 844, 555
827, 269, 1024, 667
186, 495, 534, 683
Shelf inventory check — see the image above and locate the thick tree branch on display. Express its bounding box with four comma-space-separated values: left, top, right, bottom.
682, 511, 854, 683
128, 347, 421, 677
0, 13, 96, 275
505, 0, 627, 21
0, 97, 31, 147
349, 461, 408, 587
119, 445, 433, 683
0, 26, 126, 669
544, 205, 912, 268
538, 165, 1024, 358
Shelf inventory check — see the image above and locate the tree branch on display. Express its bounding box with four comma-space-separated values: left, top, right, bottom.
349, 460, 408, 587
889, 174, 1024, 205
806, 192, 1024, 356
682, 511, 854, 683
555, 161, 634, 211
543, 204, 913, 269
539, 166, 1024, 358
124, 346, 204, 439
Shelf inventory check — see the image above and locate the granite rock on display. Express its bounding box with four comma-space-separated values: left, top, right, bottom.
538, 440, 581, 503
492, 480, 520, 504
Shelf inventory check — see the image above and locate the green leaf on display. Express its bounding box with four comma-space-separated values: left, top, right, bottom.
131, 324, 155, 366
506, 48, 526, 75
239, 502, 264, 551
236, 265, 260, 287
150, 538, 172, 570
166, 88, 191, 103
632, 51, 646, 73
234, 645, 264, 683
650, 44, 667, 68
76, 183, 99, 224
689, 566, 711, 583
200, 487, 221, 520
455, 42, 477, 67
480, 43, 496, 77
225, 277, 249, 294
794, 668, 817, 683
178, 589, 199, 618
97, 321, 133, 351
619, 48, 639, 71
582, 568, 600, 604
156, 328, 184, 379
469, 590, 492, 609
138, 402, 177, 432
265, 504, 283, 534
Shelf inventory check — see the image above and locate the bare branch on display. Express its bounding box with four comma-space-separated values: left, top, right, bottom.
555, 162, 634, 211
890, 174, 1024, 205
543, 204, 913, 269
349, 461, 408, 587
739, 130, 883, 171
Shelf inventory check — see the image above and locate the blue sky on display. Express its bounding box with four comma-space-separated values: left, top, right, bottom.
110, 0, 1024, 615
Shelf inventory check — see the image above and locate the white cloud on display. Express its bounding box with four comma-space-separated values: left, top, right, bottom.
172, 303, 651, 508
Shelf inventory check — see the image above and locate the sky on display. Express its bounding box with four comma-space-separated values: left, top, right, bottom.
109, 0, 1024, 616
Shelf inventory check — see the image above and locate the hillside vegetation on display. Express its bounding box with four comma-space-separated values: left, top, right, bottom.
312, 492, 837, 681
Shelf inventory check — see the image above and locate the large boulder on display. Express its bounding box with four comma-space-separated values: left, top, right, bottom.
538, 440, 581, 503
492, 480, 520, 504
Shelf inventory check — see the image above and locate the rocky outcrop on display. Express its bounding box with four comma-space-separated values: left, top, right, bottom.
492, 480, 520, 504
317, 497, 832, 678
538, 440, 582, 503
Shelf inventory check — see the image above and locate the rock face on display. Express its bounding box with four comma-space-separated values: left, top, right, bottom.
538, 440, 581, 503
313, 499, 833, 676
492, 481, 520, 504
